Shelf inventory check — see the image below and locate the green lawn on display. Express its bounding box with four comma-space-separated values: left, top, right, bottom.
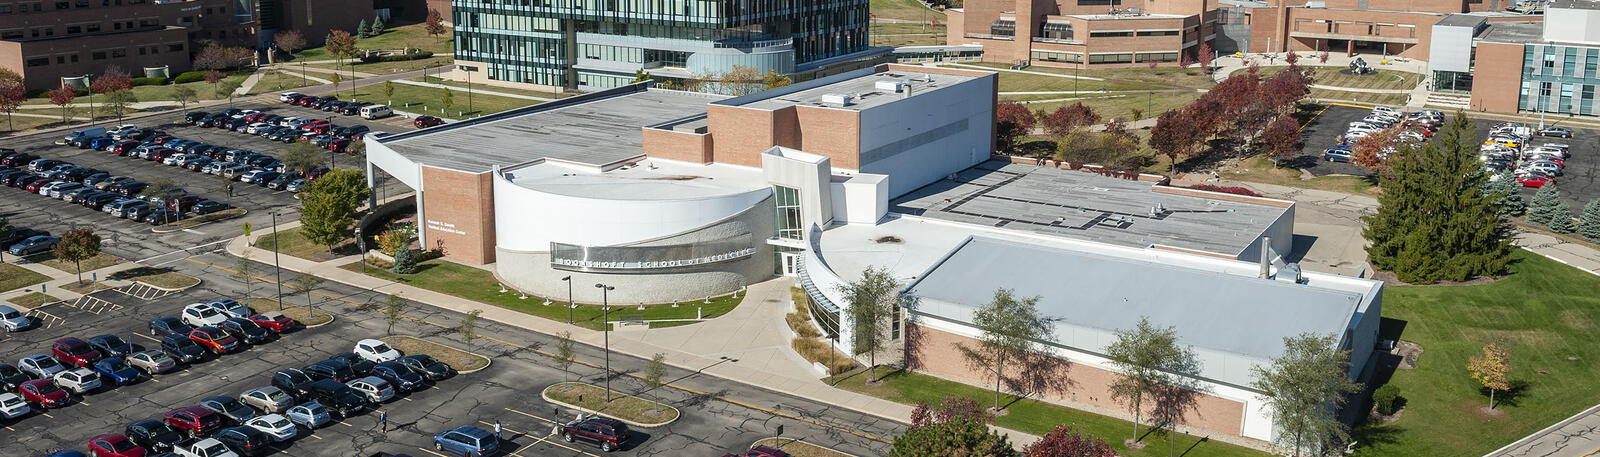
412, 76, 562, 100
753, 438, 856, 457
25, 252, 124, 277
339, 80, 543, 118
1261, 66, 1420, 91
1219, 156, 1380, 196
8, 292, 58, 308
0, 263, 50, 293
1354, 249, 1600, 457
1013, 91, 1201, 122
24, 71, 252, 105
246, 69, 320, 95
295, 22, 454, 62
0, 113, 73, 133
311, 56, 456, 76
343, 259, 744, 330
545, 382, 679, 425
834, 368, 1271, 457
991, 70, 1165, 94
870, 22, 945, 47
255, 227, 345, 262
959, 62, 1219, 91
1308, 88, 1410, 107
871, 0, 946, 22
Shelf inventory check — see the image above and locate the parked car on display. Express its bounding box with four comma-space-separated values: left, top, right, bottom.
149, 317, 195, 337
200, 395, 256, 425
354, 339, 402, 363
126, 419, 186, 452
220, 318, 270, 345
19, 353, 66, 378
1538, 125, 1574, 138
562, 416, 630, 451
0, 392, 27, 419
192, 200, 231, 215
18, 379, 68, 408
345, 376, 396, 403
0, 364, 29, 390
128, 350, 178, 375
284, 401, 331, 429
270, 368, 316, 399
9, 235, 60, 255
86, 433, 145, 457
738, 445, 792, 457
0, 305, 33, 332
240, 386, 294, 414
188, 327, 241, 355
171, 437, 238, 457
166, 406, 225, 438
93, 358, 141, 385
372, 361, 425, 392
215, 425, 272, 456
434, 425, 500, 456
1517, 173, 1553, 187
53, 337, 104, 368
305, 379, 367, 418
248, 312, 297, 333
160, 334, 207, 364
415, 116, 445, 128
182, 303, 230, 327
1323, 146, 1353, 163
53, 368, 102, 394
398, 354, 454, 381
245, 414, 297, 442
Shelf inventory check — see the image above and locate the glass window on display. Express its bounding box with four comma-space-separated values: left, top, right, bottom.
774, 185, 802, 240
990, 19, 1015, 37
1135, 30, 1179, 37
1090, 31, 1133, 38
1040, 21, 1072, 40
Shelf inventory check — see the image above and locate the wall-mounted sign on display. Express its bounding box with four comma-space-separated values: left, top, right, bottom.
426, 219, 466, 236
551, 234, 755, 273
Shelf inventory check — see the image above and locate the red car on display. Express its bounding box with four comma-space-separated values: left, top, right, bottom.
187, 327, 240, 355
19, 379, 68, 408
52, 337, 104, 368
164, 406, 222, 438
168, 195, 204, 213
148, 148, 177, 162
24, 179, 52, 193
88, 433, 147, 457
248, 313, 297, 333
111, 140, 141, 155
327, 138, 352, 153
1517, 174, 1551, 187
414, 115, 445, 128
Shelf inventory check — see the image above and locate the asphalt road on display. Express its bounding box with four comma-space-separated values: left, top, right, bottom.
0, 253, 901, 456
1287, 104, 1600, 206
0, 99, 414, 265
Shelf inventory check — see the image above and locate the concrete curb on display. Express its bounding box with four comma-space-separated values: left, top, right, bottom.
381, 335, 493, 374
151, 209, 249, 234
134, 276, 202, 292
752, 437, 859, 457
541, 382, 680, 429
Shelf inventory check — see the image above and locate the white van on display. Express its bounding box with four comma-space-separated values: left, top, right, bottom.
359, 104, 393, 120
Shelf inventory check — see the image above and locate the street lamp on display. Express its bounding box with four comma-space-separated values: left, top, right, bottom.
270, 211, 284, 311
83, 74, 95, 125
561, 276, 573, 324
356, 227, 367, 275
594, 283, 614, 402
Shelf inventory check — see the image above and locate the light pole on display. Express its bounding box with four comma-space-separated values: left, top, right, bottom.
84, 74, 95, 125
594, 283, 614, 402
1147, 91, 1153, 117
356, 227, 367, 275
270, 211, 284, 311
562, 276, 573, 324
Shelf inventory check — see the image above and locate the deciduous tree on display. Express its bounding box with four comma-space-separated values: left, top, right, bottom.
1105, 316, 1190, 444
232, 252, 259, 298
0, 218, 10, 263
274, 30, 306, 60
956, 289, 1061, 412
838, 266, 902, 383
1149, 108, 1201, 171
458, 309, 482, 345
555, 331, 576, 381
892, 398, 1013, 457
194, 44, 254, 70
995, 102, 1036, 152
1363, 115, 1509, 283
1352, 127, 1401, 172
283, 140, 325, 173
217, 78, 243, 108
104, 89, 137, 121
383, 293, 409, 334
205, 70, 227, 100
1197, 42, 1214, 71
1041, 103, 1100, 138
425, 9, 449, 42
0, 78, 24, 131
49, 84, 75, 123
172, 86, 198, 115
1467, 340, 1513, 411
1259, 115, 1301, 157
286, 273, 325, 313
298, 169, 370, 253
1023, 424, 1116, 457
1251, 333, 1363, 457
53, 228, 102, 284
643, 353, 667, 395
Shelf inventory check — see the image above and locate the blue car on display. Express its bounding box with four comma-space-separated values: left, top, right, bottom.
434, 425, 499, 456
1323, 146, 1354, 163
148, 316, 194, 337
285, 401, 332, 429
93, 358, 140, 385
87, 137, 117, 150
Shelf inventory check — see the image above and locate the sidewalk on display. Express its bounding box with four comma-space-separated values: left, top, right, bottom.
221, 234, 1040, 448
0, 257, 152, 309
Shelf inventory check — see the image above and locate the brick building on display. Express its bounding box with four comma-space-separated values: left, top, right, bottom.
1456, 0, 1600, 116
0, 0, 255, 90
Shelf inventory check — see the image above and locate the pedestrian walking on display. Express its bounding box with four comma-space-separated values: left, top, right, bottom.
380, 411, 388, 432
494, 420, 502, 440
226, 183, 234, 197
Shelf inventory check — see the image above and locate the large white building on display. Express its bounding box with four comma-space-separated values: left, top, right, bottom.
362, 63, 1382, 445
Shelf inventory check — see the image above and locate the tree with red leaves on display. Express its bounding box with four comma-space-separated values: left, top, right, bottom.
425, 9, 449, 42
995, 102, 1037, 152
1198, 42, 1214, 72
1284, 51, 1300, 66
1353, 127, 1402, 172
324, 30, 359, 93
1259, 115, 1301, 157
204, 70, 227, 100
1150, 108, 1203, 171
1260, 66, 1313, 115
1022, 424, 1116, 457
89, 66, 131, 95
0, 70, 23, 131
48, 84, 75, 124
1041, 103, 1101, 138
1320, 51, 1330, 64
1103, 117, 1130, 138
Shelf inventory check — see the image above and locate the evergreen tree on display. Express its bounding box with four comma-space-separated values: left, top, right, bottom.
392, 246, 417, 274
1528, 184, 1563, 226
1581, 199, 1600, 243
1484, 171, 1524, 217
357, 19, 370, 38
371, 15, 387, 35
1362, 115, 1509, 284
1548, 200, 1579, 234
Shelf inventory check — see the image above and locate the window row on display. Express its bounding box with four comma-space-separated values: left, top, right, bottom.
19, 43, 179, 67
0, 0, 147, 14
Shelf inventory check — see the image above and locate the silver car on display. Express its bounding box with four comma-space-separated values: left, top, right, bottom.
127, 350, 177, 375
241, 386, 295, 413
0, 305, 31, 332
18, 354, 65, 379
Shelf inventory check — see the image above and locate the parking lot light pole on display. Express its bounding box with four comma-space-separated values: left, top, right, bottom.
356, 228, 366, 275
271, 211, 284, 310
562, 276, 573, 324
595, 283, 614, 402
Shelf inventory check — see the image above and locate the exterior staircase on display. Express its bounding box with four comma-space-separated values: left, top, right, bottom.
1425, 92, 1472, 110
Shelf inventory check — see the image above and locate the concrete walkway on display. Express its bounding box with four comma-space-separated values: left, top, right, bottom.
608, 278, 820, 381
0, 255, 157, 309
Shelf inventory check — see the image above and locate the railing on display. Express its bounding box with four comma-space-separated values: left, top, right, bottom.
965, 33, 1015, 41
1032, 37, 1082, 45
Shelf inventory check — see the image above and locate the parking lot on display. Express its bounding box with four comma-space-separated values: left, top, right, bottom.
0, 252, 900, 456
0, 97, 415, 265
1291, 104, 1600, 206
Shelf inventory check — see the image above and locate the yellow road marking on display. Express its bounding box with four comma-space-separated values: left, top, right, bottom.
337, 421, 353, 427
1326, 101, 1375, 109
1298, 104, 1330, 132
40, 412, 53, 418
504, 407, 556, 424
134, 333, 160, 342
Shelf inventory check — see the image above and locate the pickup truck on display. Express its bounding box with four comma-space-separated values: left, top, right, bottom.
173, 438, 241, 457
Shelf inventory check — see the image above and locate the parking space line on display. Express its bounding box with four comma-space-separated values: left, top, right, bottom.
134, 333, 161, 342
504, 407, 557, 424
415, 448, 452, 457
26, 309, 64, 329
337, 421, 353, 427
477, 421, 598, 457
39, 412, 52, 418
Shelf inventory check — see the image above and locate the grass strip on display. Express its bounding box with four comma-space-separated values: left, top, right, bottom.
544, 381, 679, 425
383, 335, 489, 372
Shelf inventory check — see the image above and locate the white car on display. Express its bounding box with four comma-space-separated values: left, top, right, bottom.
1521, 161, 1564, 176
162, 153, 188, 166
18, 354, 65, 379
346, 376, 396, 403
279, 92, 302, 103
247, 122, 273, 134
0, 393, 29, 418
0, 305, 31, 332
353, 339, 402, 363
230, 109, 260, 119
107, 124, 139, 138
247, 414, 298, 441
174, 438, 240, 457
54, 368, 102, 394
206, 299, 252, 319
182, 303, 229, 327
276, 116, 302, 127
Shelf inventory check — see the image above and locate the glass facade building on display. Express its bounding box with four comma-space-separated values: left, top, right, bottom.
453, 0, 871, 90
1520, 44, 1600, 116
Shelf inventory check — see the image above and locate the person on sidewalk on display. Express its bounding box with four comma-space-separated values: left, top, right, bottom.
380, 410, 388, 432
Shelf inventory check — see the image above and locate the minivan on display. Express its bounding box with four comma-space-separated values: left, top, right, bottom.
359, 104, 393, 120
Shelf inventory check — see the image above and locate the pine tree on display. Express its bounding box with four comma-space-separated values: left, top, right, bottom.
1581, 199, 1600, 243
1362, 115, 1510, 284
1548, 200, 1579, 234
393, 246, 417, 274
357, 19, 370, 38
372, 15, 387, 35
1483, 171, 1524, 217
1527, 184, 1563, 225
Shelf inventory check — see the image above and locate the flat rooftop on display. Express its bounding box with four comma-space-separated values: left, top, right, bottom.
731, 68, 976, 112
904, 236, 1366, 384
891, 161, 1290, 256
1552, 0, 1600, 10
376, 87, 720, 173
1478, 21, 1545, 44
501, 157, 770, 200
1435, 13, 1487, 27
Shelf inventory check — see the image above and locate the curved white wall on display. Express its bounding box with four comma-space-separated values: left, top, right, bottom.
493, 172, 772, 251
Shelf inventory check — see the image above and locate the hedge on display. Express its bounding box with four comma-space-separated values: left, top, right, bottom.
173, 70, 209, 84
1186, 184, 1263, 197
131, 77, 166, 87
359, 50, 434, 64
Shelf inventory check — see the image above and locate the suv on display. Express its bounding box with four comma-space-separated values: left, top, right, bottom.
189, 327, 241, 355
166, 405, 224, 438
305, 379, 367, 418
214, 425, 272, 456
53, 368, 102, 395
161, 334, 207, 363
561, 417, 630, 452
271, 368, 316, 399
52, 337, 104, 368
127, 419, 186, 452
434, 426, 500, 456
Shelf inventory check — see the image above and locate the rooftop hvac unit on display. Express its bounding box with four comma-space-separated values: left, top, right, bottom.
1305, 1, 1325, 7
874, 80, 904, 92
821, 93, 853, 106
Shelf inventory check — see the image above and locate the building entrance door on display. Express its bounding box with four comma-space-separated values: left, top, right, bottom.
780, 252, 799, 277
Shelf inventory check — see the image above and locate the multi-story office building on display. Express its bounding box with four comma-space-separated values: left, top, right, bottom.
0, 0, 257, 90
448, 0, 883, 91
1454, 0, 1600, 115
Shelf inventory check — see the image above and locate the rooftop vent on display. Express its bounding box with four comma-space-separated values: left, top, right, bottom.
821, 93, 853, 106
875, 80, 905, 92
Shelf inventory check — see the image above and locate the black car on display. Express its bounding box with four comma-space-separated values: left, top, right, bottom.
322, 101, 348, 112
200, 113, 229, 127
247, 155, 277, 167
148, 317, 194, 337
0, 228, 47, 247
116, 182, 150, 197
160, 334, 206, 363
271, 368, 316, 399
84, 193, 122, 210
126, 419, 185, 452
305, 379, 367, 418
0, 363, 29, 390
200, 395, 256, 425
215, 425, 272, 456
185, 157, 214, 171
371, 361, 425, 392
87, 334, 135, 358
146, 209, 182, 226
192, 200, 231, 215
82, 172, 111, 186
328, 352, 376, 376
398, 354, 453, 381
219, 318, 270, 345
339, 102, 371, 116
304, 360, 354, 383
247, 171, 280, 186
185, 111, 211, 124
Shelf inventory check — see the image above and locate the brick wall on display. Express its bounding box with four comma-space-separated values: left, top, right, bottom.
1470, 41, 1524, 114
912, 323, 1247, 436
421, 166, 497, 264
641, 128, 713, 164
793, 106, 861, 169
707, 104, 779, 168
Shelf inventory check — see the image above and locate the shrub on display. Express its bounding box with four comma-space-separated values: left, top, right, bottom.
1187, 184, 1263, 197
173, 70, 210, 84
377, 227, 409, 256
415, 248, 444, 262
1373, 384, 1401, 415
359, 50, 435, 64
392, 247, 417, 274
130, 77, 166, 87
